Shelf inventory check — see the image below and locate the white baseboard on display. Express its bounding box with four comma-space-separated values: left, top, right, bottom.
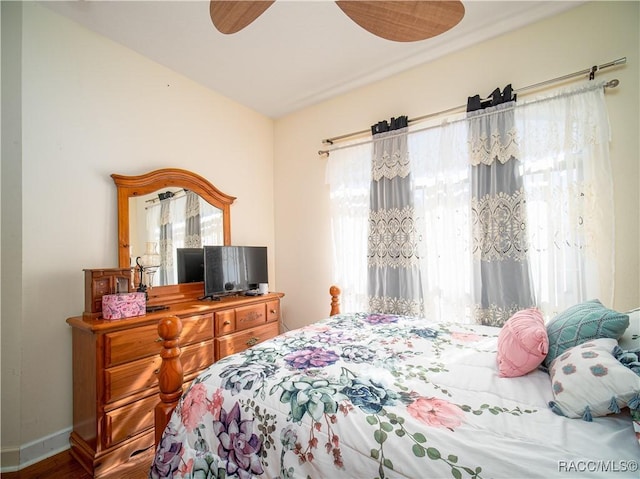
0, 447, 20, 472
0, 427, 71, 472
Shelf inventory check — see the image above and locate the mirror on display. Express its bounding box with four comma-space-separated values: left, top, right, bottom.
112, 169, 235, 302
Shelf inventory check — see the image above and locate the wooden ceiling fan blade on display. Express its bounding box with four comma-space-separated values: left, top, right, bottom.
335, 1, 465, 42
210, 1, 275, 34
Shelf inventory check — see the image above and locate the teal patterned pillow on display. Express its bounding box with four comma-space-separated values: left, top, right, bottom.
544, 300, 629, 368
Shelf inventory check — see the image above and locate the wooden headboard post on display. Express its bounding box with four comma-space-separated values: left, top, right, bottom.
330, 285, 341, 316
155, 315, 184, 447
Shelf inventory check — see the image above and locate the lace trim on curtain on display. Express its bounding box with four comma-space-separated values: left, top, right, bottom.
468, 126, 520, 166
158, 200, 173, 285
372, 129, 410, 181
159, 238, 173, 268
184, 235, 201, 248
368, 205, 421, 268
528, 180, 598, 257
369, 295, 424, 316
184, 191, 202, 248
185, 191, 200, 219
471, 187, 529, 261
474, 303, 522, 327
467, 102, 520, 166
159, 200, 172, 226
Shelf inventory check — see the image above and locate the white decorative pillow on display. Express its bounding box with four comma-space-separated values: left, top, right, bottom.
548, 338, 640, 421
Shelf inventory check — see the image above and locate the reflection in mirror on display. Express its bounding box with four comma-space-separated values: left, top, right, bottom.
112, 169, 235, 303
129, 189, 224, 286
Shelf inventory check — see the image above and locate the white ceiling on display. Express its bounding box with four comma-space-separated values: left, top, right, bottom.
41, 1, 582, 118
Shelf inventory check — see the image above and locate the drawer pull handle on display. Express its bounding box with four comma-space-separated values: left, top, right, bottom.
223, 320, 231, 326
246, 337, 259, 347
270, 309, 277, 314
155, 337, 163, 342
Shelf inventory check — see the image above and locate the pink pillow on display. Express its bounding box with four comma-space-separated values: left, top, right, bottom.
497, 308, 548, 377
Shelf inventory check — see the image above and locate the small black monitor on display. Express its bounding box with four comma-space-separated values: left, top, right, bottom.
203, 246, 268, 298
245, 246, 268, 288
176, 248, 204, 283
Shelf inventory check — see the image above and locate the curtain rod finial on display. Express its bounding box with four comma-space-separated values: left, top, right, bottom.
318, 150, 330, 159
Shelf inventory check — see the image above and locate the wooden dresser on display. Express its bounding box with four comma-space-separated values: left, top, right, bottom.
66, 292, 283, 478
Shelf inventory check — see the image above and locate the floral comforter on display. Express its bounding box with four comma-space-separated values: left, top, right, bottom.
150, 313, 639, 478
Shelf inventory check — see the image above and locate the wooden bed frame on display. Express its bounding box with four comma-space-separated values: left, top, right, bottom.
154, 285, 342, 446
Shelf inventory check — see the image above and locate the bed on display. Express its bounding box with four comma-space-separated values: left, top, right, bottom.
150, 288, 640, 478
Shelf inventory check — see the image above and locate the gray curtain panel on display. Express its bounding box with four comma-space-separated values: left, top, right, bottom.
158, 198, 174, 286
367, 116, 424, 316
467, 87, 535, 326
184, 190, 202, 248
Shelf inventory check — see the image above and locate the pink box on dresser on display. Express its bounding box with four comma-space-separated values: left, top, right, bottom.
101, 292, 146, 319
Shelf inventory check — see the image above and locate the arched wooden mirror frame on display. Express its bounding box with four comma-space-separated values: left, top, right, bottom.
112, 168, 235, 304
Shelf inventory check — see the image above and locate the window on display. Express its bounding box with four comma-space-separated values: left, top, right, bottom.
327, 83, 614, 321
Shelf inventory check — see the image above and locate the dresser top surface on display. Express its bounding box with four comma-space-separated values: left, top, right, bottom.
67, 291, 284, 332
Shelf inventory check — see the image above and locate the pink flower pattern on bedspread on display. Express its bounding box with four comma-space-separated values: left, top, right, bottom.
408, 397, 465, 430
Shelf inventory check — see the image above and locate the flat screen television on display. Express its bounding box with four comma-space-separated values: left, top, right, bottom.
176, 248, 205, 283
203, 246, 268, 299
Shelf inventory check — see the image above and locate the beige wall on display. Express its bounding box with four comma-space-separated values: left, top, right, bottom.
1, 1, 24, 469
2, 2, 275, 467
274, 1, 640, 330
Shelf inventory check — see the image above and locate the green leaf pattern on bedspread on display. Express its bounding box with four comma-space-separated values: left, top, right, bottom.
149, 313, 538, 479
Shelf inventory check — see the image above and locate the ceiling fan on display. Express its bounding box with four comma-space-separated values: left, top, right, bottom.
209, 1, 465, 42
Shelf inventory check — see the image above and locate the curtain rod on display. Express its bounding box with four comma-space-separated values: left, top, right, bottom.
320, 79, 620, 157
145, 188, 188, 206
319, 56, 626, 155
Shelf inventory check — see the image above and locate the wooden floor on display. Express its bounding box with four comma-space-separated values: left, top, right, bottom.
1, 449, 153, 479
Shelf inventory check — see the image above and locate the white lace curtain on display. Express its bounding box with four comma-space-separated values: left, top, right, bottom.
518, 83, 614, 316
327, 82, 614, 322
326, 140, 371, 313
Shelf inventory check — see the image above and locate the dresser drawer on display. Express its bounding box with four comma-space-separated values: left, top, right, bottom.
103, 393, 157, 448
104, 324, 159, 367
105, 355, 161, 404
181, 340, 214, 377
90, 276, 111, 313
215, 310, 236, 336
235, 303, 266, 332
104, 341, 214, 404
215, 322, 279, 360
180, 313, 214, 345
266, 299, 280, 322
104, 313, 213, 367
